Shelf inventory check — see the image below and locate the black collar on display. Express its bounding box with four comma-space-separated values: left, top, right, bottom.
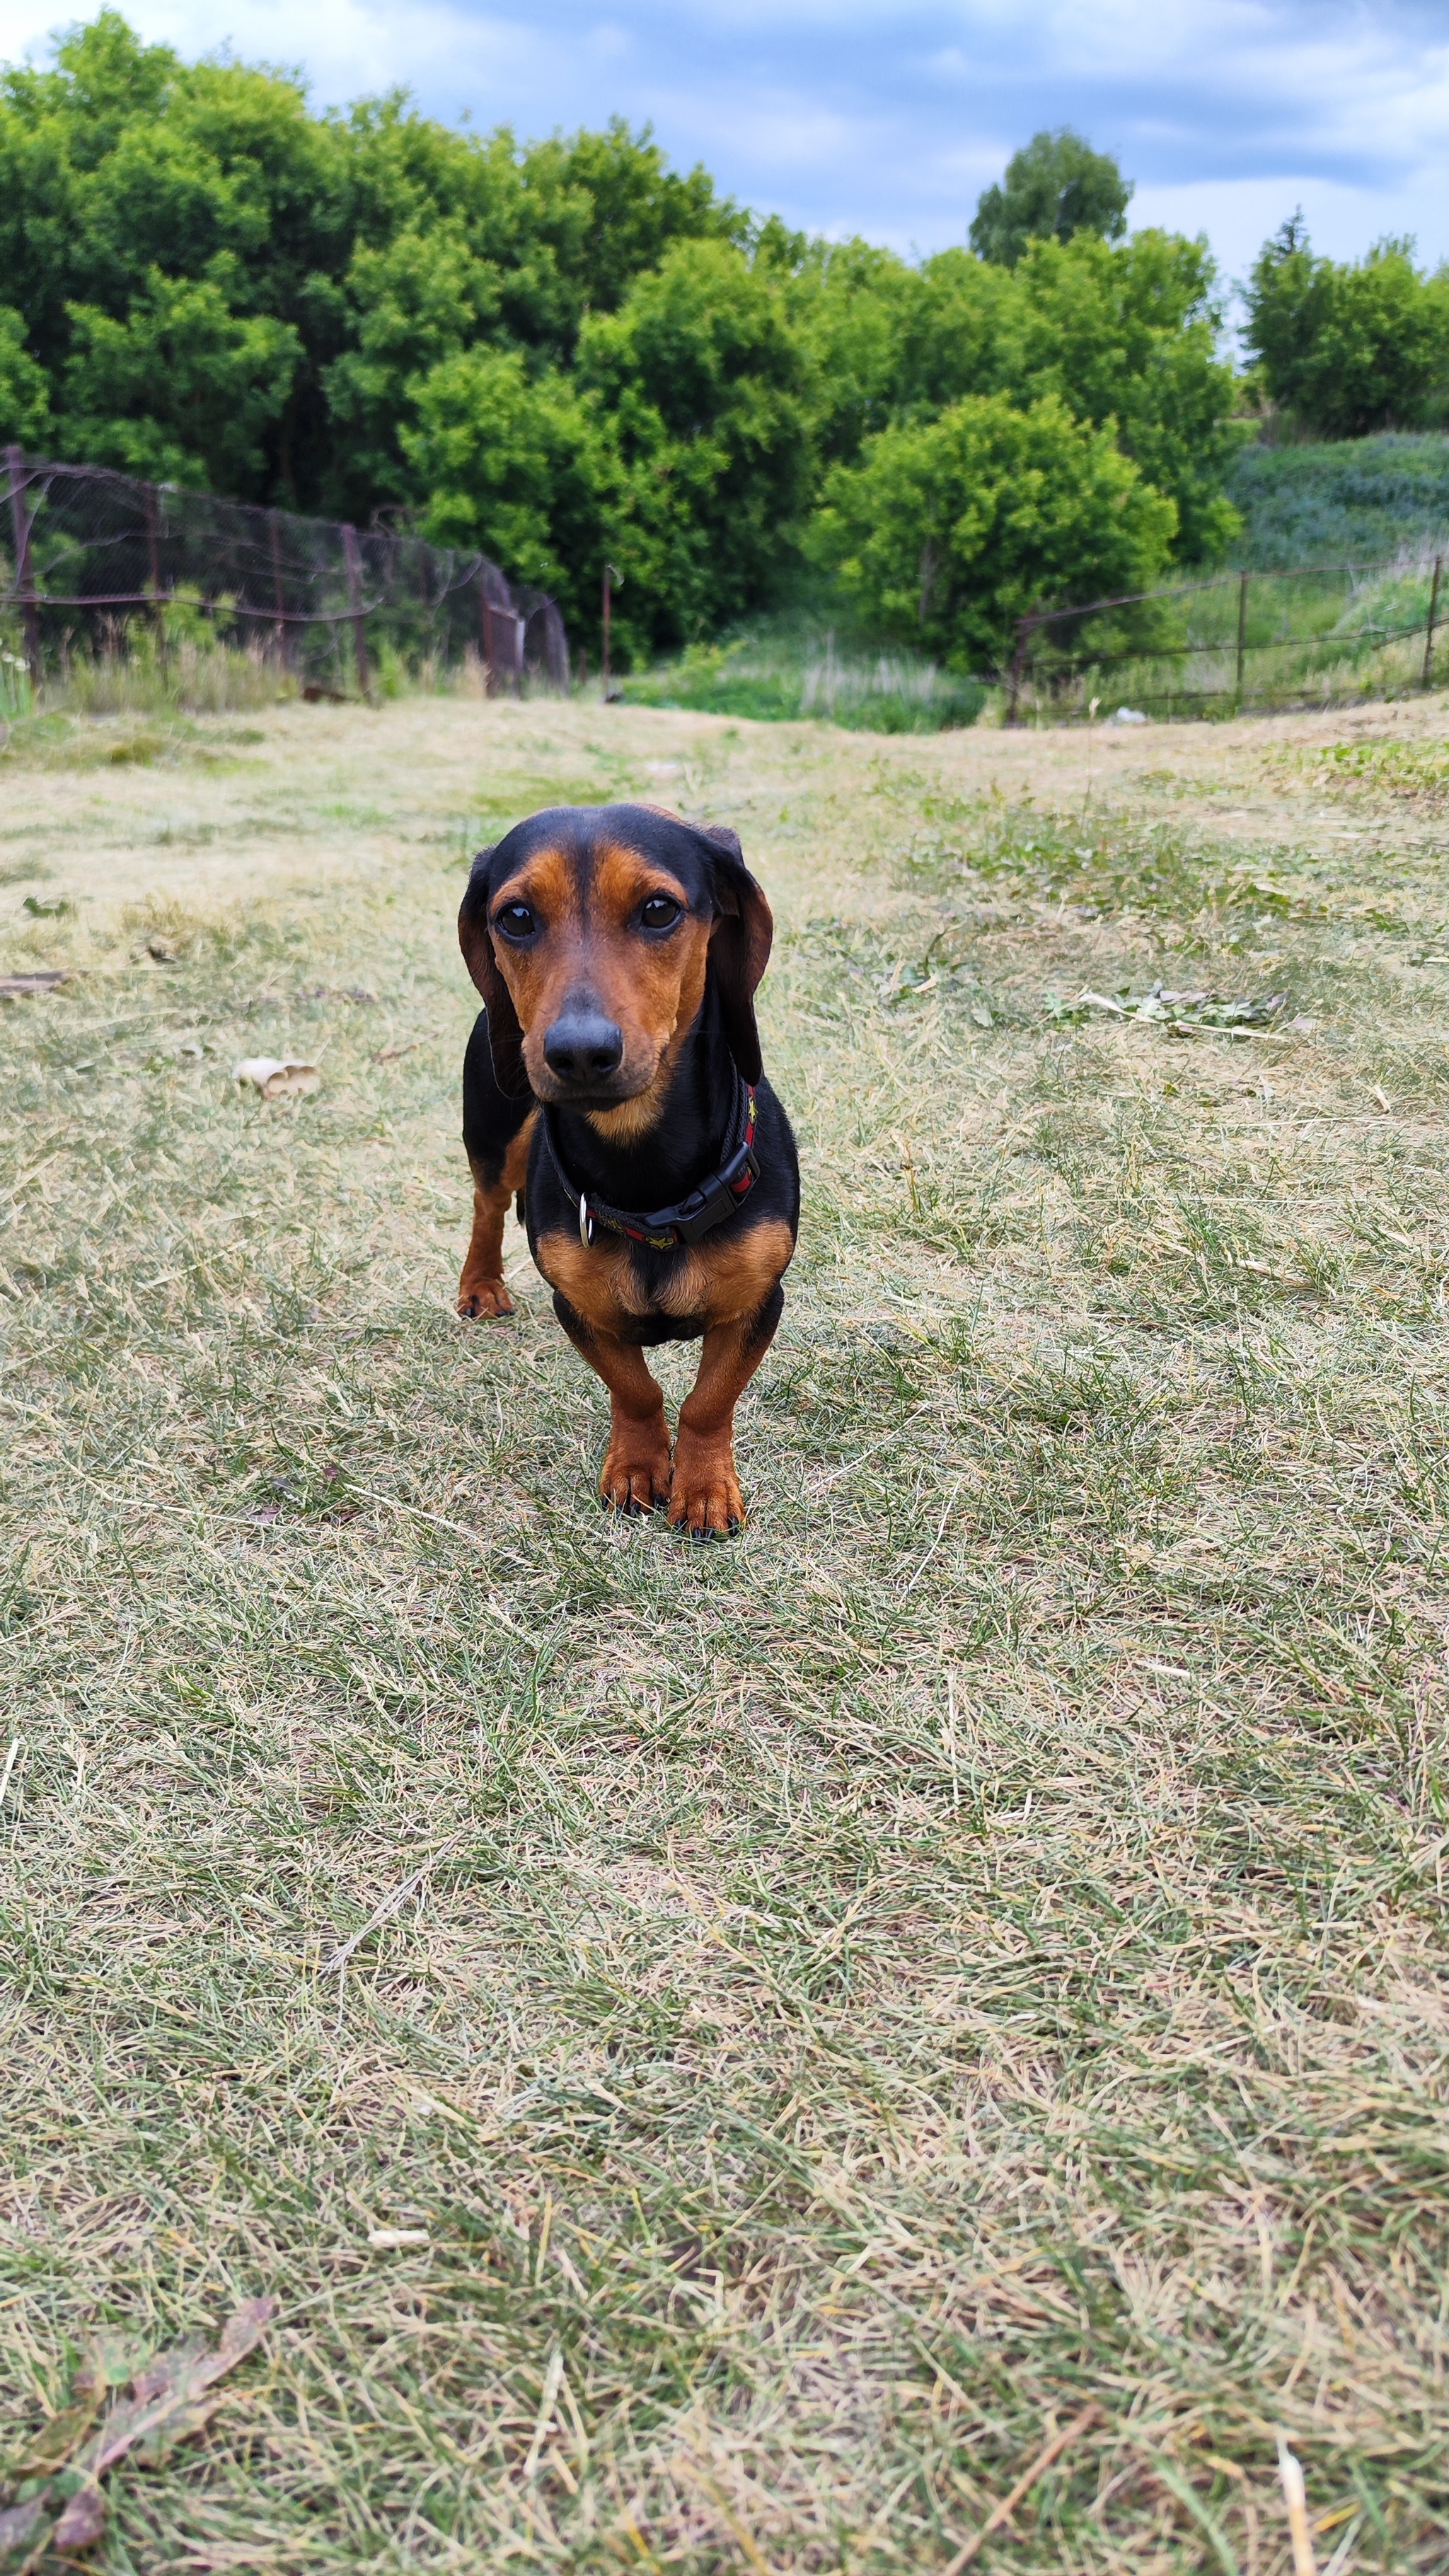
542, 1077, 760, 1252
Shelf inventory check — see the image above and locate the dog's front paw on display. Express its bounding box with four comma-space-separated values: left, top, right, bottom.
601, 1412, 672, 1516
668, 1430, 744, 1540
457, 1270, 514, 1319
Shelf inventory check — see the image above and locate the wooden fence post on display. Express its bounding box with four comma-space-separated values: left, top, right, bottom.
1235, 569, 1249, 710
6, 444, 42, 690
601, 562, 622, 698
475, 569, 495, 693
342, 522, 370, 696
1424, 555, 1442, 690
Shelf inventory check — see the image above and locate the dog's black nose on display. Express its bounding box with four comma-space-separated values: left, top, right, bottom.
543, 1009, 625, 1084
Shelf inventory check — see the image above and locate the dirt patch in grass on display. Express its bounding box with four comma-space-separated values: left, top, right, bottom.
2, 691, 1448, 2570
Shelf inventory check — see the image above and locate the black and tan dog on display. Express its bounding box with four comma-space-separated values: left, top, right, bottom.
456, 803, 799, 1537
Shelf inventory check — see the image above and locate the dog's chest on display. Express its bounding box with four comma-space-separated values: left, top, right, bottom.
534, 1218, 793, 1341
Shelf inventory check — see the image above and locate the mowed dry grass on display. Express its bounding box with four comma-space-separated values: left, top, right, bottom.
2, 685, 1449, 2573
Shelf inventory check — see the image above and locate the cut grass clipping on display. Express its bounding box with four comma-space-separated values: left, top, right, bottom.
2, 688, 1449, 2570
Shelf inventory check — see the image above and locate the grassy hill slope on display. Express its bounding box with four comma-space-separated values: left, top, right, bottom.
1228, 431, 1449, 568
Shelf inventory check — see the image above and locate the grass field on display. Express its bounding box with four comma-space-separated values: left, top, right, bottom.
3, 685, 1449, 2572
1226, 434, 1449, 572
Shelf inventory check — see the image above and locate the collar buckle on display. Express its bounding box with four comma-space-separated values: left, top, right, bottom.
667, 1139, 759, 1244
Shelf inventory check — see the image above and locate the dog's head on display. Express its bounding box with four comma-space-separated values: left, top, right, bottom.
458, 804, 773, 1122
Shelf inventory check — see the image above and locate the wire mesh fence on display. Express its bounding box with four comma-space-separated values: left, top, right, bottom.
1005, 553, 1447, 724
1, 448, 569, 701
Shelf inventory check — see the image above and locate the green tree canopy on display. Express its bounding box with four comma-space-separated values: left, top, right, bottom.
809, 391, 1177, 668
587, 234, 812, 645
1245, 216, 1447, 438
402, 349, 604, 625
0, 12, 1247, 662
790, 226, 1237, 564
0, 10, 737, 514
970, 128, 1132, 267
0, 304, 51, 448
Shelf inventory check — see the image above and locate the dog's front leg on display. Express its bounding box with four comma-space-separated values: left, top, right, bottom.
553, 1295, 673, 1515
458, 1120, 533, 1319
671, 1286, 784, 1539
457, 1178, 516, 1317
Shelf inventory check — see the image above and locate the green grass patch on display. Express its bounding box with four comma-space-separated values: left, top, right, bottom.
622, 618, 987, 734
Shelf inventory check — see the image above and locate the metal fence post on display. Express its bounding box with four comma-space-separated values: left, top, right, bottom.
1424, 556, 1443, 690
6, 444, 42, 689
143, 478, 166, 664
1005, 620, 1028, 727
342, 521, 369, 697
1235, 569, 1249, 710
268, 509, 287, 666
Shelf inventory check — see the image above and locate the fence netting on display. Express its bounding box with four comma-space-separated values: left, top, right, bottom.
1008, 553, 1445, 723
2, 448, 569, 697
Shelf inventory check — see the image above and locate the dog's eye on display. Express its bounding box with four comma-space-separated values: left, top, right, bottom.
638, 894, 682, 933
494, 902, 537, 942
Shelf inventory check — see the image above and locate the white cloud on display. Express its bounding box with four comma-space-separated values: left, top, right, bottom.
1, 0, 1445, 267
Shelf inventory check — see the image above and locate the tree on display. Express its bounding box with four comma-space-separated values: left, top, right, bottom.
995, 230, 1239, 562
322, 224, 504, 512
808, 392, 1177, 669
577, 237, 812, 650
0, 13, 739, 514
1245, 217, 1445, 437
0, 9, 1245, 646
0, 305, 51, 446
525, 118, 741, 320
61, 265, 301, 490
403, 346, 604, 622
787, 235, 942, 468
889, 230, 1237, 562
970, 129, 1131, 268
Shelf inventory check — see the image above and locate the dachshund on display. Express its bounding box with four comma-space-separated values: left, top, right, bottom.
456, 804, 799, 1537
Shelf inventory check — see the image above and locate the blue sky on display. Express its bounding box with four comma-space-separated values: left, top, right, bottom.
3, 0, 1446, 291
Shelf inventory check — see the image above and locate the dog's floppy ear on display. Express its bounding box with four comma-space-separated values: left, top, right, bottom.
700, 824, 773, 1083
458, 847, 529, 1098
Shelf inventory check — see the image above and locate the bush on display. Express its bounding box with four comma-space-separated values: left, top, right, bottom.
1245, 219, 1449, 439
809, 393, 1177, 670
794, 227, 1237, 569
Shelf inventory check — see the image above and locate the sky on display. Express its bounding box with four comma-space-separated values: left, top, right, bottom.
1, 0, 1446, 295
